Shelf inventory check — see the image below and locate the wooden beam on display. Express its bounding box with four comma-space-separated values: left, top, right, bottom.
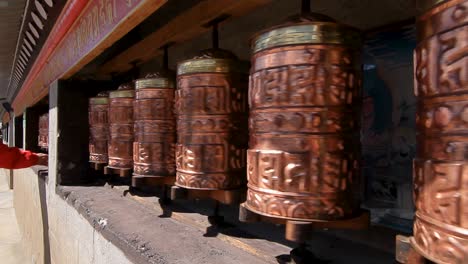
12, 0, 168, 116
98, 0, 271, 76
61, 0, 168, 79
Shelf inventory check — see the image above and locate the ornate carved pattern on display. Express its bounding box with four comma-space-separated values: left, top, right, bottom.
175, 72, 248, 190
247, 145, 357, 193
413, 215, 468, 264
250, 46, 360, 109
133, 77, 176, 176
175, 74, 248, 115
413, 1, 468, 263
134, 89, 175, 119
250, 109, 355, 134
418, 96, 468, 134
108, 96, 133, 169
177, 116, 247, 133
176, 171, 244, 190
245, 43, 361, 221
89, 101, 108, 163
245, 188, 354, 220
414, 4, 467, 97
413, 160, 467, 227
418, 135, 467, 161
133, 82, 176, 178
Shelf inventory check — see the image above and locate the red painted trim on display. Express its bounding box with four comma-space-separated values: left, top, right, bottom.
13, 0, 89, 109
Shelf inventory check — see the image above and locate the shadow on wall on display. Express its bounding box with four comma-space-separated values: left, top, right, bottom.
36, 167, 51, 264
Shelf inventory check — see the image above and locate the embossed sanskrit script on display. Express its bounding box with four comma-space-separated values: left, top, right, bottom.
89, 96, 109, 164
412, 1, 468, 263
133, 79, 176, 177
108, 90, 134, 170
175, 73, 248, 190
245, 44, 361, 221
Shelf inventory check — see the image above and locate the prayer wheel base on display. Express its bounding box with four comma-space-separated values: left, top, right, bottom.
90, 162, 106, 171
170, 186, 246, 205
104, 166, 132, 178
394, 235, 430, 264
239, 204, 369, 243
131, 175, 175, 188
277, 243, 332, 264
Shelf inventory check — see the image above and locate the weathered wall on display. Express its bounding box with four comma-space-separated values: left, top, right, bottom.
46, 184, 133, 264
13, 168, 46, 264
12, 168, 133, 264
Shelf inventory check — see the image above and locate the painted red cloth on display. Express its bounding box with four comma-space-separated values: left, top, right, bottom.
0, 143, 38, 169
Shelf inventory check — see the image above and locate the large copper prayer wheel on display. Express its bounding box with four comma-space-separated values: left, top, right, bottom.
243, 18, 362, 221
133, 72, 176, 179
89, 92, 109, 164
412, 0, 468, 263
108, 85, 135, 170
38, 113, 48, 151
175, 49, 249, 190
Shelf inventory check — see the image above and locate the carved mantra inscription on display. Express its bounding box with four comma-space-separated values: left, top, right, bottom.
175, 73, 248, 190
108, 97, 134, 169
245, 44, 361, 221
134, 88, 176, 177
413, 1, 468, 263
89, 102, 109, 163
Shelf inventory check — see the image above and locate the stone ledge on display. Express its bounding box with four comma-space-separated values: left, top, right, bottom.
31, 166, 48, 180
55, 184, 277, 264
52, 181, 396, 264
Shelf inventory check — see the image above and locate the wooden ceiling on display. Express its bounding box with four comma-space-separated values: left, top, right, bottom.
0, 0, 27, 99
87, 0, 417, 79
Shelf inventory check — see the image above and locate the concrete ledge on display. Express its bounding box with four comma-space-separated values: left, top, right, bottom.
30, 165, 48, 180
11, 167, 396, 264
56, 184, 277, 264
53, 181, 396, 264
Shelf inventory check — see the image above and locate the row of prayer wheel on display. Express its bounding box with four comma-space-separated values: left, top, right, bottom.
88, 8, 361, 222
86, 1, 467, 262
38, 113, 49, 151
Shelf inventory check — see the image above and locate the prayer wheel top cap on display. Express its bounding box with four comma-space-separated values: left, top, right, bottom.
97, 91, 110, 97
251, 12, 362, 53
109, 83, 135, 98
135, 69, 176, 89
117, 82, 135, 90
177, 48, 249, 75
89, 91, 109, 105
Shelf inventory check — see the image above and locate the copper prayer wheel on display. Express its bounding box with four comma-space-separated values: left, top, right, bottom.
89, 92, 109, 164
133, 71, 176, 180
412, 0, 468, 263
107, 84, 135, 171
175, 49, 249, 190
38, 113, 49, 151
243, 15, 362, 221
